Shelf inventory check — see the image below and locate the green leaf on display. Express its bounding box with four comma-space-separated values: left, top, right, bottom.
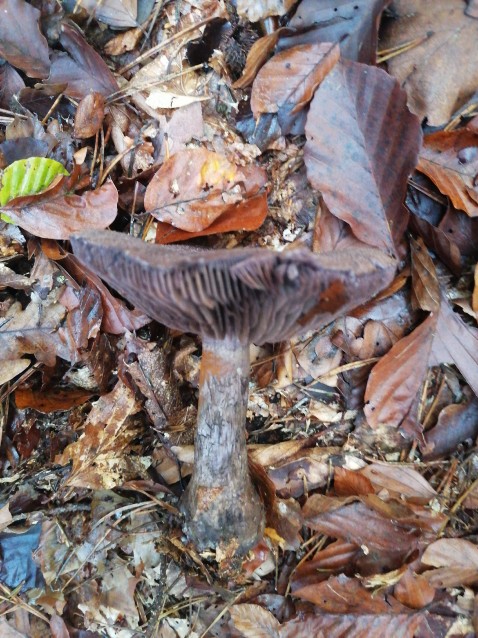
0, 157, 69, 207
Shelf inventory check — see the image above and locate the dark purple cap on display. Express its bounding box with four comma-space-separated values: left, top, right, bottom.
71, 230, 396, 344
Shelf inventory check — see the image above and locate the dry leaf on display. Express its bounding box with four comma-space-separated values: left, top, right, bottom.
382, 0, 478, 125
305, 59, 422, 254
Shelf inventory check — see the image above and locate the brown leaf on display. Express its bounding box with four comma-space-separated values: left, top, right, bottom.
104, 28, 143, 56
230, 603, 280, 638
0, 63, 25, 109
144, 149, 267, 232
56, 381, 141, 489
334, 466, 375, 496
15, 387, 92, 413
155, 192, 268, 244
48, 23, 119, 100
279, 613, 438, 638
382, 0, 478, 125
0, 0, 50, 78
74, 92, 105, 139
303, 495, 428, 555
251, 42, 340, 121
63, 254, 150, 335
394, 567, 436, 609
473, 263, 478, 314
233, 29, 286, 89
360, 464, 437, 504
364, 314, 435, 429
410, 235, 440, 312
422, 538, 478, 587
236, 0, 295, 22
77, 0, 137, 28
3, 181, 118, 240
305, 59, 422, 254
0, 290, 69, 367
417, 129, 478, 216
283, 0, 391, 64
421, 391, 478, 460
293, 574, 406, 613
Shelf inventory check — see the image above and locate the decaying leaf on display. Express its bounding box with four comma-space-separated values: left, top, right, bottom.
410, 235, 440, 312
230, 603, 280, 638
382, 0, 478, 125
236, 0, 295, 22
74, 92, 106, 139
422, 538, 478, 587
56, 381, 142, 489
305, 59, 422, 254
76, 0, 138, 28
144, 148, 267, 232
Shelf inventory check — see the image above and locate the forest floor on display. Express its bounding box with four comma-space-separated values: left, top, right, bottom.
1, 0, 478, 636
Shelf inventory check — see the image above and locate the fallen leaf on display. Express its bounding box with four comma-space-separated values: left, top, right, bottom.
283, 0, 391, 64
56, 381, 141, 489
251, 42, 340, 128
233, 29, 286, 89
417, 129, 478, 216
410, 235, 440, 312
421, 391, 478, 460
48, 23, 119, 100
279, 612, 438, 638
305, 59, 422, 254
422, 538, 478, 587
236, 0, 295, 22
0, 0, 50, 78
382, 0, 478, 125
230, 603, 280, 638
293, 574, 406, 613
77, 0, 137, 28
155, 192, 268, 243
3, 181, 118, 239
104, 28, 143, 56
360, 463, 437, 504
364, 309, 435, 430
144, 148, 267, 232
0, 63, 25, 109
394, 567, 436, 609
74, 92, 106, 139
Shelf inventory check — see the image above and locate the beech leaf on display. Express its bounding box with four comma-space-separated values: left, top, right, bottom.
0, 0, 50, 78
2, 181, 119, 240
0, 158, 69, 207
305, 59, 422, 254
230, 604, 280, 638
251, 42, 340, 120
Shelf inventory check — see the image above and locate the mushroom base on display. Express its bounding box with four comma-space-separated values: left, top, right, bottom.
181, 337, 264, 556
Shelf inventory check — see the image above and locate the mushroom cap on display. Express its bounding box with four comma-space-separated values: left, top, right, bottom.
71, 230, 396, 344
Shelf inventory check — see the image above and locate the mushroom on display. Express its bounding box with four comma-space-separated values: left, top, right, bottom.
71, 230, 396, 555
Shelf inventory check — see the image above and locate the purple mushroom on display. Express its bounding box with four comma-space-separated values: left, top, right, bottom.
71, 230, 395, 555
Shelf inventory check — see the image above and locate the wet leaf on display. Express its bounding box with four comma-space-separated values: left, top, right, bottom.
360, 464, 437, 504
15, 387, 93, 413
422, 538, 478, 587
0, 0, 50, 78
3, 181, 118, 239
305, 59, 422, 254
382, 0, 478, 125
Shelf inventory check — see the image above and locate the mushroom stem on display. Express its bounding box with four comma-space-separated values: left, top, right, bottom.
181, 336, 264, 554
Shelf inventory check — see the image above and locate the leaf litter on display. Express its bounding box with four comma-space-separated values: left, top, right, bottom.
0, 0, 478, 636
